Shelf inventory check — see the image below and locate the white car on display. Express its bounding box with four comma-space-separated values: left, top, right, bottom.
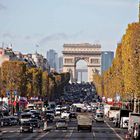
55, 108, 61, 116
56, 119, 68, 129
95, 113, 104, 122
61, 111, 70, 119
120, 117, 129, 128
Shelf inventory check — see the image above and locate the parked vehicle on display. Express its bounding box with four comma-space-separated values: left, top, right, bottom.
108, 106, 120, 120
0, 117, 12, 126
104, 104, 112, 117
128, 113, 140, 131
113, 109, 132, 127
20, 121, 33, 133
120, 117, 129, 128
77, 113, 92, 132
55, 119, 68, 129
126, 123, 140, 140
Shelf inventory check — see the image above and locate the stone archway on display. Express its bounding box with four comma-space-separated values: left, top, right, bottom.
62, 43, 101, 82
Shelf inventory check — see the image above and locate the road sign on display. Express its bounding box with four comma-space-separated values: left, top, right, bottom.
14, 90, 17, 96
6, 91, 10, 96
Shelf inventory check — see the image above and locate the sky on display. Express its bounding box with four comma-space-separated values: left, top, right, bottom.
0, 0, 139, 57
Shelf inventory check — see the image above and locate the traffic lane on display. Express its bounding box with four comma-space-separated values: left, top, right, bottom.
41, 119, 120, 140
2, 132, 40, 140
1, 127, 44, 140
40, 129, 73, 140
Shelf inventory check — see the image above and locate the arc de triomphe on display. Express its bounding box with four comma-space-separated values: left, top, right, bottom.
62, 43, 101, 82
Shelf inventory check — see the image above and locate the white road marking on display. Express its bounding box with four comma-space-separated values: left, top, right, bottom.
93, 131, 96, 136
34, 131, 49, 140
105, 121, 124, 140
22, 133, 37, 140
63, 128, 74, 140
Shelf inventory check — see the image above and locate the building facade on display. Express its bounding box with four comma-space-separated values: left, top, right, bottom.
0, 47, 18, 66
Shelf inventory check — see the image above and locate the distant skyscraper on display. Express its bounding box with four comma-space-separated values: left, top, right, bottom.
47, 49, 58, 72
101, 51, 114, 73
59, 56, 63, 73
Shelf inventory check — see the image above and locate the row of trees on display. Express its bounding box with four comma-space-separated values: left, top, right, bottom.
0, 61, 70, 101
93, 22, 140, 101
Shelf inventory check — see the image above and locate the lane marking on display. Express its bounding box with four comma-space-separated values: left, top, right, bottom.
93, 131, 96, 137
22, 133, 37, 140
34, 131, 49, 140
105, 121, 124, 140
63, 128, 74, 140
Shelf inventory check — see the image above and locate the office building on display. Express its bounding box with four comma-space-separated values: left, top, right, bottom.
101, 51, 114, 73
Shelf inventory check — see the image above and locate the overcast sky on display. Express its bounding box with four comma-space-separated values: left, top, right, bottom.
0, 0, 138, 57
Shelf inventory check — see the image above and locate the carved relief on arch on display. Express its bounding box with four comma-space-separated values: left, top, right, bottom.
74, 56, 89, 64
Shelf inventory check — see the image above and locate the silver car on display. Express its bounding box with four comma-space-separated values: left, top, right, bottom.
56, 119, 68, 129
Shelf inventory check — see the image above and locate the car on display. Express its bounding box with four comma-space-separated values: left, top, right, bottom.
61, 111, 70, 119
8, 116, 19, 125
0, 129, 2, 140
95, 113, 104, 122
30, 118, 40, 128
20, 121, 33, 133
0, 117, 12, 126
55, 119, 68, 129
46, 114, 54, 122
69, 112, 77, 120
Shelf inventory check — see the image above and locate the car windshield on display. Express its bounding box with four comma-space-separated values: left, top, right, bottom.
97, 114, 103, 117
21, 114, 32, 118
22, 122, 31, 126
58, 120, 66, 123
30, 120, 37, 122
46, 111, 54, 113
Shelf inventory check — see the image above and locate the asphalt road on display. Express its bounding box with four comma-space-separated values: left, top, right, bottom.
1, 118, 127, 140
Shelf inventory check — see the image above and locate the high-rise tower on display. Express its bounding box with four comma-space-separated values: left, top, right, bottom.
138, 1, 140, 23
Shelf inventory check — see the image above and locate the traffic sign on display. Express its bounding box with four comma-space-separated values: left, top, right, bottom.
14, 90, 17, 96
6, 91, 10, 96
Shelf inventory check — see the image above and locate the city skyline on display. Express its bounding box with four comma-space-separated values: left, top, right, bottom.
0, 0, 138, 57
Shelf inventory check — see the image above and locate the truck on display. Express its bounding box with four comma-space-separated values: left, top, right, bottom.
128, 113, 140, 130
77, 113, 92, 132
114, 109, 132, 127
108, 106, 120, 120
127, 113, 140, 139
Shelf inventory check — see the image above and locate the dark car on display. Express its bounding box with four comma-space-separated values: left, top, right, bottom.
1, 117, 12, 126
30, 119, 40, 128
20, 121, 33, 133
45, 114, 54, 122
8, 116, 19, 125
69, 112, 77, 120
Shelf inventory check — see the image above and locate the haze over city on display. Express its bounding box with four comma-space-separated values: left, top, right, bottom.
0, 0, 138, 56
